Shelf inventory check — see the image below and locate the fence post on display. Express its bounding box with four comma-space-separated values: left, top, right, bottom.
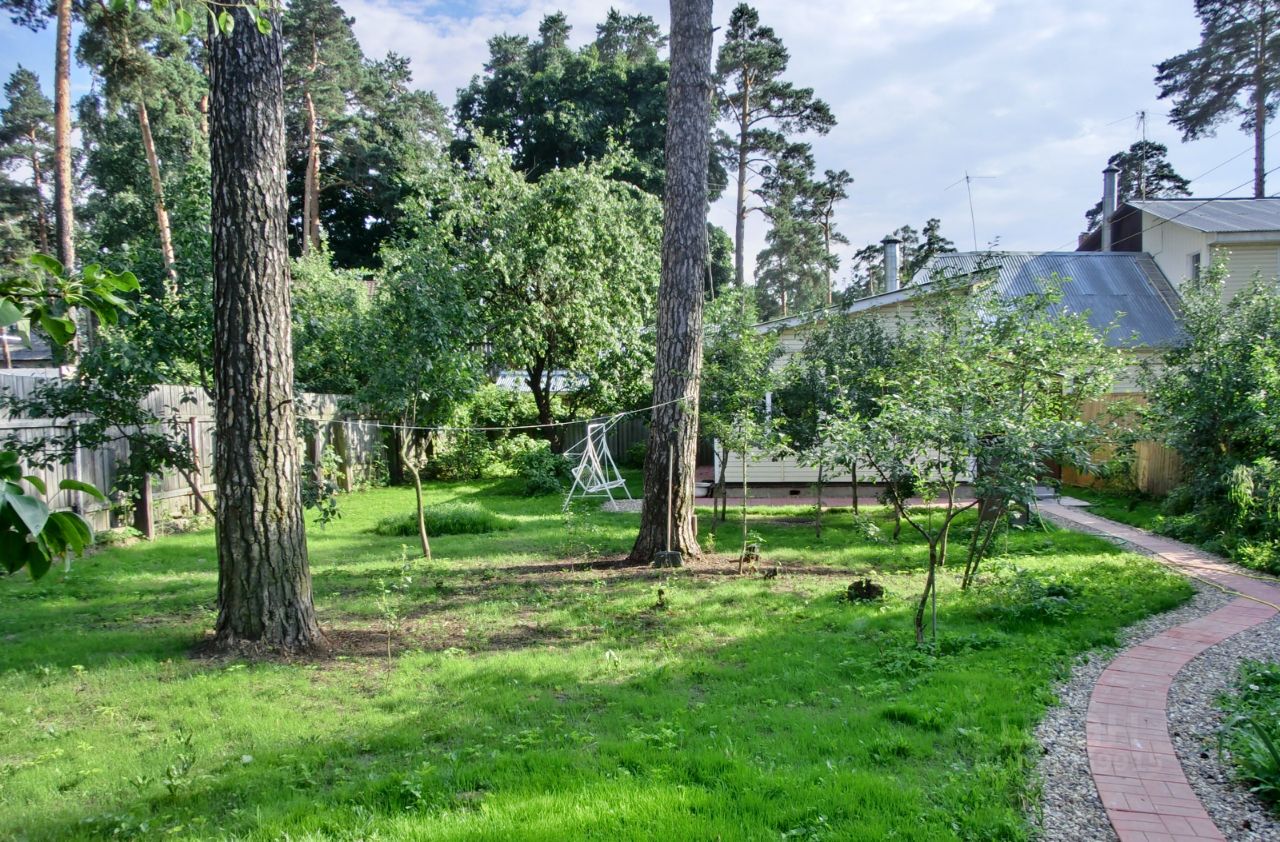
135, 473, 155, 540
333, 421, 354, 491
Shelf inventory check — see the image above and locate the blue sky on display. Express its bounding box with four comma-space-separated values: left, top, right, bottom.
0, 1, 1263, 283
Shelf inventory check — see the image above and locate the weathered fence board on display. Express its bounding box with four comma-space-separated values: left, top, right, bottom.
0, 374, 383, 530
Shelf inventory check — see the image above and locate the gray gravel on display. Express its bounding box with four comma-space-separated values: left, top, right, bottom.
1031, 509, 1280, 841
1169, 610, 1280, 842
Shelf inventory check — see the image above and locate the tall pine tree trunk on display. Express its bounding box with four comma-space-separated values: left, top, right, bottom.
1255, 37, 1268, 198
28, 129, 48, 254
210, 7, 323, 652
137, 100, 179, 296
627, 0, 713, 566
302, 91, 321, 253
53, 0, 74, 271
733, 78, 750, 289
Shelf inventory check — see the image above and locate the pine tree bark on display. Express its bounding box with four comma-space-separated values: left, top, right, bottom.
137, 100, 179, 297
210, 7, 324, 652
28, 129, 49, 254
53, 0, 74, 271
627, 0, 713, 565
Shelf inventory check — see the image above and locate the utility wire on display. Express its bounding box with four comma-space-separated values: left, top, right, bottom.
302, 396, 686, 435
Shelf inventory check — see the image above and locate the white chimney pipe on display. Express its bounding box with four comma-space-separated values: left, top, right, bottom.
1101, 164, 1120, 252
882, 235, 902, 292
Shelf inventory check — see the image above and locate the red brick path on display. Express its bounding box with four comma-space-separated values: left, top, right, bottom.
1040, 503, 1280, 842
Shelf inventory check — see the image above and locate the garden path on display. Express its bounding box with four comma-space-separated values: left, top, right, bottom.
1039, 502, 1280, 842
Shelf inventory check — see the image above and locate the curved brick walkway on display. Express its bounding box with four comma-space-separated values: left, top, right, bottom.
1040, 502, 1280, 842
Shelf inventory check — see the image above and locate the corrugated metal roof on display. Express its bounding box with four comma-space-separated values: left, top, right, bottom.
908, 251, 1184, 348
1129, 197, 1280, 232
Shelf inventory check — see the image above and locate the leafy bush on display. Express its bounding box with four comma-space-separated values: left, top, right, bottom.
1219, 659, 1280, 806
1146, 263, 1280, 571
514, 443, 573, 496
622, 441, 647, 469
974, 567, 1082, 624
371, 502, 512, 537
429, 432, 495, 482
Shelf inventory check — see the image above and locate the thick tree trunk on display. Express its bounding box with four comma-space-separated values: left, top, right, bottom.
29, 130, 49, 254
733, 77, 749, 289
53, 0, 74, 272
627, 0, 713, 565
137, 100, 179, 296
210, 7, 324, 652
302, 91, 321, 253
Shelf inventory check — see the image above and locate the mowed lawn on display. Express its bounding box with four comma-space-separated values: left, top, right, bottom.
0, 479, 1192, 841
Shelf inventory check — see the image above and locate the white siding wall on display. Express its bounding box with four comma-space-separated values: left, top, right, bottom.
1143, 212, 1209, 292
1211, 243, 1280, 301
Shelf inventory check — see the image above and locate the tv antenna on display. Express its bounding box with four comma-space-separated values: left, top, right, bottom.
946, 171, 997, 250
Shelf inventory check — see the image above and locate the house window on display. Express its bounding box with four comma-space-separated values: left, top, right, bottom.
1189, 252, 1201, 282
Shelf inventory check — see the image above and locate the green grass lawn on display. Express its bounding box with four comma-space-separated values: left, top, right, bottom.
0, 479, 1193, 841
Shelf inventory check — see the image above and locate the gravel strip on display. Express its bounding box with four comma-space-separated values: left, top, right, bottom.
1032, 583, 1232, 842
1168, 609, 1280, 842
1032, 509, 1280, 841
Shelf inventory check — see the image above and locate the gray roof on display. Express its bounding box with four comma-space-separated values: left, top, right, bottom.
903, 251, 1184, 348
1129, 197, 1280, 233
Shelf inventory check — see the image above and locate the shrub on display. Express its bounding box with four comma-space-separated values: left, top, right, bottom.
514, 443, 573, 496
1219, 659, 1280, 806
371, 502, 512, 537
974, 567, 1082, 624
429, 432, 495, 481
845, 579, 885, 602
622, 441, 647, 469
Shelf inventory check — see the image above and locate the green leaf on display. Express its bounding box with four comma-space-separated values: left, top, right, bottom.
27, 549, 50, 581
59, 479, 107, 502
256, 14, 272, 35
0, 523, 32, 575
23, 474, 46, 494
27, 253, 63, 277
175, 7, 193, 35
109, 271, 140, 293
0, 298, 22, 328
48, 511, 92, 555
218, 10, 234, 36
5, 488, 49, 538
38, 312, 76, 346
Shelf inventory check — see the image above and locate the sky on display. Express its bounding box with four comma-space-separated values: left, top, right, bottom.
0, 1, 1262, 285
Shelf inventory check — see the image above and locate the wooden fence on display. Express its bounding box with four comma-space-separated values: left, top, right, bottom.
0, 374, 384, 531
1059, 395, 1183, 496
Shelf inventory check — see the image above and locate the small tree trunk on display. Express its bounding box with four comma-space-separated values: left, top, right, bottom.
914, 544, 937, 646
29, 130, 49, 254
198, 93, 209, 138
851, 458, 859, 515
739, 445, 748, 569
302, 90, 321, 253
715, 442, 729, 524
627, 0, 713, 565
53, 0, 74, 273
409, 465, 432, 561
137, 100, 179, 297
210, 5, 324, 652
815, 461, 824, 539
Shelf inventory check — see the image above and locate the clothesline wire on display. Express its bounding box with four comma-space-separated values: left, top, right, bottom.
301, 396, 686, 435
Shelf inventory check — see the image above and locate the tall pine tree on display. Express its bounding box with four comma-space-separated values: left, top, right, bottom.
715, 3, 834, 288
0, 67, 54, 255
1083, 140, 1191, 231
1157, 0, 1280, 197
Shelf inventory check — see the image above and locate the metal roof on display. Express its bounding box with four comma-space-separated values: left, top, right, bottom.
905, 251, 1184, 348
1129, 197, 1280, 233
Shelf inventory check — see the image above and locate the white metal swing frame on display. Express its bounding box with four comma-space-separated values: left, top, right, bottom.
562, 417, 632, 511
